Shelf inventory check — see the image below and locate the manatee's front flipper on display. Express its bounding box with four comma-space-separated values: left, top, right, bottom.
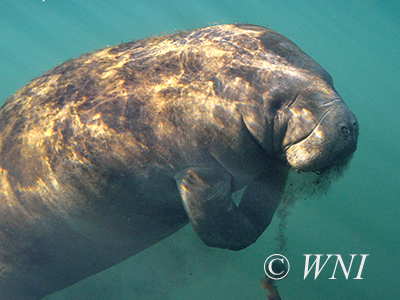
175, 162, 288, 250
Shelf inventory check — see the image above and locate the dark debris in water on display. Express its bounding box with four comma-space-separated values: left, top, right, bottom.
261, 276, 282, 300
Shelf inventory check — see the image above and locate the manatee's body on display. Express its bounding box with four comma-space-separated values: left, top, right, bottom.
0, 24, 358, 299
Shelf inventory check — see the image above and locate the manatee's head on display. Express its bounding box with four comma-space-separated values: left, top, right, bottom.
238, 25, 359, 172
281, 87, 358, 172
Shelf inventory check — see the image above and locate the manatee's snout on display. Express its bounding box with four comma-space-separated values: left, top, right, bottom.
285, 99, 358, 172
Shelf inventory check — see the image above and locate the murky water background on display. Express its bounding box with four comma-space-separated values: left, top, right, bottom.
1, 1, 399, 299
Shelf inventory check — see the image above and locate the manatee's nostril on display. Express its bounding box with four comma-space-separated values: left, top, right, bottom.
341, 126, 349, 136
352, 122, 359, 137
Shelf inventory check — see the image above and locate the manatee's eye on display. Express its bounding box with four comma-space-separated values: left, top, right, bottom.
341, 126, 349, 136
272, 99, 282, 111
269, 96, 286, 113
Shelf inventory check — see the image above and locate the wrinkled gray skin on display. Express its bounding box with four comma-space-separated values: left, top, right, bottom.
0, 24, 358, 299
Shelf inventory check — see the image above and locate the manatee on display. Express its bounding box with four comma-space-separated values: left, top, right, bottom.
0, 24, 358, 299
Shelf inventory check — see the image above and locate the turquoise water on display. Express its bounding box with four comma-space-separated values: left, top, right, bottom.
1, 1, 399, 299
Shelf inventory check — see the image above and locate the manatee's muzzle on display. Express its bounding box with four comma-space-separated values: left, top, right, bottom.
285, 103, 358, 172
